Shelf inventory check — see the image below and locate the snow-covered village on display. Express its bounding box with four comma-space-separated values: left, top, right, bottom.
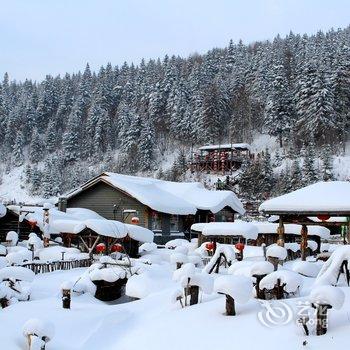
0, 1, 350, 349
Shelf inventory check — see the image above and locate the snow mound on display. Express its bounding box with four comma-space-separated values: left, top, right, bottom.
292, 261, 322, 277
0, 266, 35, 282
266, 245, 287, 260
23, 318, 55, 341
214, 275, 252, 303
315, 245, 350, 286
0, 203, 6, 218
139, 242, 157, 254
309, 285, 345, 309
251, 261, 274, 276
260, 270, 302, 293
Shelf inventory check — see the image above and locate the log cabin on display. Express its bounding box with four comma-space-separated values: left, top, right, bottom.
64, 172, 245, 244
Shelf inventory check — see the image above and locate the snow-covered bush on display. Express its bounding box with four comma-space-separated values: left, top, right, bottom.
23, 318, 54, 350
214, 275, 252, 315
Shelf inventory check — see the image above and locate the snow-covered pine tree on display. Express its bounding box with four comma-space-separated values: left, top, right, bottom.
264, 64, 292, 147
138, 118, 156, 171
321, 144, 334, 181
290, 159, 303, 190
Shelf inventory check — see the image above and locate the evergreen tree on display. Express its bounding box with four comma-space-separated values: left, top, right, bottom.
321, 145, 334, 181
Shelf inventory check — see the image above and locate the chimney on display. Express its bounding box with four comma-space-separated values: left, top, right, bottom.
58, 197, 67, 212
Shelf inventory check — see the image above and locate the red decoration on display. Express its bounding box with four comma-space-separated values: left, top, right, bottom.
235, 242, 245, 251
317, 214, 330, 221
96, 243, 106, 253
111, 244, 123, 253
205, 242, 214, 251
28, 219, 37, 230
131, 216, 140, 224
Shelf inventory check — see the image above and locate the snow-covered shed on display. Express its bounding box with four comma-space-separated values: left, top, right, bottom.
65, 172, 244, 243
191, 221, 258, 246
0, 205, 154, 257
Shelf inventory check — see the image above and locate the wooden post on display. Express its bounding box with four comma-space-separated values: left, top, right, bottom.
262, 243, 267, 260
301, 224, 308, 261
62, 288, 71, 309
268, 256, 279, 271
277, 217, 285, 247
189, 285, 199, 305
275, 278, 284, 299
312, 303, 332, 336
225, 294, 236, 316
253, 274, 267, 299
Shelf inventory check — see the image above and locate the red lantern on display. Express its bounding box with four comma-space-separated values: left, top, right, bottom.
235, 242, 245, 251
28, 219, 37, 230
96, 243, 106, 254
205, 242, 214, 251
317, 214, 330, 221
111, 244, 123, 253
131, 216, 140, 225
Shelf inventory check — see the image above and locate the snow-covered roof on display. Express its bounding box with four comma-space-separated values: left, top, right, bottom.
67, 172, 245, 215
84, 219, 127, 238
252, 222, 330, 238
191, 221, 258, 239
198, 143, 251, 151
7, 205, 152, 242
259, 181, 350, 215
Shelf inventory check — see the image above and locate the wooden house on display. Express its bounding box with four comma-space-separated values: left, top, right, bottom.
65, 172, 245, 244
190, 143, 252, 174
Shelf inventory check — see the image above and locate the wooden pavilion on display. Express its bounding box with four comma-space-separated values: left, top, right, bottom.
259, 181, 350, 261
190, 143, 252, 174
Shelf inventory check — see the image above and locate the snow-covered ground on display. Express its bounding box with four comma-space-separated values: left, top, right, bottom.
1, 243, 350, 350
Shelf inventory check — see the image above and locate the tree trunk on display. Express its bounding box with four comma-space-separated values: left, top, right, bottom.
268, 256, 279, 271
313, 304, 331, 336
225, 294, 236, 316
189, 285, 199, 305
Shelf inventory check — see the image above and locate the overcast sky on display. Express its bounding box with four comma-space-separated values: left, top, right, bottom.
1, 0, 349, 81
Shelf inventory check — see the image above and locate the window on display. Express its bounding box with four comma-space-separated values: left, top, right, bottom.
170, 215, 179, 232
151, 212, 162, 231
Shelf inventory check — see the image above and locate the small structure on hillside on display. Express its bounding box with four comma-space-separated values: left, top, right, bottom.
259, 181, 350, 261
64, 172, 245, 243
190, 143, 252, 174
